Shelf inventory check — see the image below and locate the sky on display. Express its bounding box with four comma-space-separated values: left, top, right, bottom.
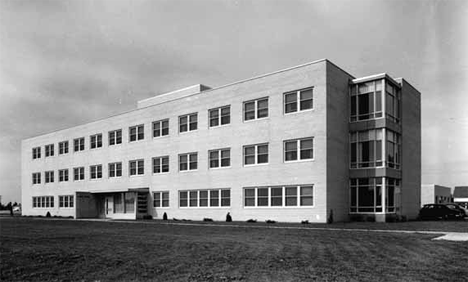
0, 0, 467, 204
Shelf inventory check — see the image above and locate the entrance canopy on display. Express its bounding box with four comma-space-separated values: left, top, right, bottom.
83, 187, 150, 194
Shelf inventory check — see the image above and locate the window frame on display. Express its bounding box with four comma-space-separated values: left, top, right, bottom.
90, 164, 103, 179
32, 196, 54, 208
108, 129, 123, 145
152, 119, 170, 138
58, 141, 69, 155
284, 87, 314, 114
45, 144, 54, 157
208, 148, 231, 169
152, 156, 170, 174
73, 167, 85, 181
243, 143, 269, 166
179, 188, 230, 208
32, 147, 41, 159
73, 137, 85, 152
129, 124, 145, 142
153, 191, 170, 208
243, 185, 314, 208
178, 152, 198, 172
58, 169, 69, 182
32, 172, 41, 184
44, 170, 54, 183
129, 159, 145, 176
59, 195, 74, 208
243, 97, 269, 122
284, 137, 314, 162
179, 113, 198, 133
108, 162, 123, 178
209, 105, 231, 128
90, 133, 103, 149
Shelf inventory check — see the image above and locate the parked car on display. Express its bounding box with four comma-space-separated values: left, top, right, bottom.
445, 203, 468, 217
418, 204, 465, 220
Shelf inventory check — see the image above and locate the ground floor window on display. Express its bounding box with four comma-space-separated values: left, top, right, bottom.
179, 189, 230, 208
32, 196, 54, 208
113, 192, 135, 213
59, 195, 74, 208
350, 177, 399, 213
244, 185, 313, 207
154, 191, 169, 207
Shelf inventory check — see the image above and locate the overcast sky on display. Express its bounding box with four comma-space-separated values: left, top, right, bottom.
1, 0, 467, 203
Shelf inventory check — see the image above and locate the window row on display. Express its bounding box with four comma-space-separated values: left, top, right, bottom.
32, 195, 75, 208
31, 138, 314, 184
350, 79, 400, 123
350, 178, 398, 213
179, 189, 231, 207
31, 87, 314, 160
244, 185, 314, 207
350, 129, 401, 169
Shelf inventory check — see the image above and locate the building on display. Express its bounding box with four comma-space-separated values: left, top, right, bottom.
21, 59, 421, 223
453, 186, 468, 209
421, 184, 452, 206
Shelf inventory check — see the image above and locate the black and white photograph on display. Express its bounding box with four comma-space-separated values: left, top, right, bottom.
0, 0, 467, 281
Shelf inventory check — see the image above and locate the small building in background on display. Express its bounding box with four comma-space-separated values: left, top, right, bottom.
453, 186, 468, 209
421, 184, 452, 206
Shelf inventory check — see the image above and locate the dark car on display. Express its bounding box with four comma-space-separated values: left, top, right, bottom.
445, 203, 468, 217
418, 204, 465, 220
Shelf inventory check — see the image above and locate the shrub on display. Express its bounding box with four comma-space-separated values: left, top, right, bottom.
246, 219, 257, 223
226, 212, 232, 222
203, 218, 213, 222
265, 220, 276, 224
163, 212, 168, 221
142, 215, 153, 220
301, 220, 309, 224
46, 212, 51, 218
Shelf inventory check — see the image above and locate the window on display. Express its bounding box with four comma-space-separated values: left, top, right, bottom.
179, 153, 197, 171
179, 113, 197, 133
59, 141, 69, 154
153, 156, 169, 173
109, 129, 122, 145
32, 196, 54, 208
350, 80, 383, 121
209, 106, 230, 127
284, 87, 313, 113
59, 169, 69, 182
350, 178, 384, 213
45, 171, 54, 183
59, 195, 74, 208
243, 97, 268, 121
154, 191, 169, 207
243, 143, 268, 165
90, 134, 103, 149
45, 144, 54, 157
74, 137, 85, 152
32, 172, 41, 184
90, 165, 103, 179
109, 162, 122, 177
153, 119, 169, 137
284, 137, 314, 161
386, 130, 401, 169
386, 178, 399, 212
179, 189, 230, 207
129, 159, 144, 176
244, 185, 313, 207
385, 82, 400, 123
73, 167, 85, 181
209, 148, 230, 168
32, 147, 41, 159
129, 125, 144, 142
350, 129, 383, 168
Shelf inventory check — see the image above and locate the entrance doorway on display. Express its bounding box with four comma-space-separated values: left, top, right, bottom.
105, 196, 113, 217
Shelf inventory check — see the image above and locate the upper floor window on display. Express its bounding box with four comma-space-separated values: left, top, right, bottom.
32, 172, 41, 184
32, 147, 41, 159
179, 113, 197, 133
90, 134, 103, 149
243, 97, 268, 121
209, 148, 231, 168
59, 141, 69, 154
129, 159, 144, 176
129, 125, 144, 142
109, 162, 122, 177
243, 143, 268, 166
45, 144, 54, 157
90, 164, 103, 179
284, 87, 313, 114
386, 130, 401, 169
109, 129, 122, 145
350, 129, 383, 168
45, 171, 54, 183
59, 169, 69, 182
154, 191, 169, 208
385, 82, 400, 123
153, 156, 169, 174
179, 152, 197, 171
284, 137, 314, 162
73, 167, 85, 181
209, 106, 230, 127
153, 119, 169, 137
350, 80, 383, 122
74, 137, 85, 152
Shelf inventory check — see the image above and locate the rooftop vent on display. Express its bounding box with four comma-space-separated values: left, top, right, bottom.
137, 84, 211, 109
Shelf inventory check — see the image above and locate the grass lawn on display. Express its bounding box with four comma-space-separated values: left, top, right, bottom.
1, 217, 467, 282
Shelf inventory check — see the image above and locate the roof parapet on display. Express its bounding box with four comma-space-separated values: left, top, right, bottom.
137, 84, 211, 109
